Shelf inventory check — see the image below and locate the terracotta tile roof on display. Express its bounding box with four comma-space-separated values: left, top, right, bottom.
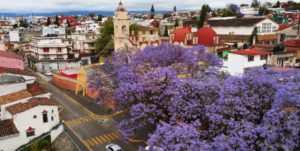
231, 49, 272, 56
253, 44, 275, 48
0, 90, 32, 105
171, 27, 191, 42
0, 119, 19, 137
7, 98, 59, 116
282, 40, 300, 47
27, 83, 48, 96
0, 51, 23, 60
193, 27, 219, 46
208, 17, 266, 27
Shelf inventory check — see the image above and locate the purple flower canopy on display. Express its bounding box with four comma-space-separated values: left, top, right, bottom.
89, 43, 300, 151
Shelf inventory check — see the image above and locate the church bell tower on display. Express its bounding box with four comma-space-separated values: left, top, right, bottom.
113, 1, 130, 51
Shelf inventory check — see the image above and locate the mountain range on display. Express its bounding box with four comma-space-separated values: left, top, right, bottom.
0, 10, 169, 17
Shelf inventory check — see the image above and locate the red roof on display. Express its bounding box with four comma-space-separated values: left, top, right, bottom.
194, 27, 219, 46
253, 44, 275, 48
231, 49, 272, 56
278, 24, 290, 30
27, 83, 48, 96
0, 51, 22, 60
172, 27, 191, 43
282, 40, 300, 47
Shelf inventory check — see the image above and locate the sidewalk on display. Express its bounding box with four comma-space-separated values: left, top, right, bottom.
63, 90, 114, 115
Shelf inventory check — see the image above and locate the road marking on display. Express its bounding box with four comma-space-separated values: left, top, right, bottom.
96, 136, 103, 144
65, 115, 97, 127
91, 138, 99, 145
103, 134, 112, 141
83, 131, 120, 147
64, 121, 92, 151
99, 135, 107, 142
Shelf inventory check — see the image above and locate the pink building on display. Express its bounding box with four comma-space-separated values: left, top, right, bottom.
0, 51, 24, 70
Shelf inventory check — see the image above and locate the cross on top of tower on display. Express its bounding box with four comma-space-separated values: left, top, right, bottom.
116, 1, 126, 12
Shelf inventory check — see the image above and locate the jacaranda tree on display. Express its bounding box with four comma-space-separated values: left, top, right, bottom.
89, 43, 300, 151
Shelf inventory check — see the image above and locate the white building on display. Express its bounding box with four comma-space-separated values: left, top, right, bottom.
277, 23, 300, 42
27, 36, 83, 72
9, 30, 20, 42
42, 26, 66, 37
0, 98, 61, 151
208, 17, 279, 47
223, 49, 271, 75
0, 73, 62, 151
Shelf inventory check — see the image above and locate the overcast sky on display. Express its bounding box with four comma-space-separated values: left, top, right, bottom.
0, 0, 299, 13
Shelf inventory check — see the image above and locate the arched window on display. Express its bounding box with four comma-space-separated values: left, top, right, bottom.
122, 25, 127, 35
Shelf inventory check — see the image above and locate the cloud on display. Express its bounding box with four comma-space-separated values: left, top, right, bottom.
0, 0, 298, 13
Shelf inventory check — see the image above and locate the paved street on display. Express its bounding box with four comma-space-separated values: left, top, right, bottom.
35, 74, 141, 151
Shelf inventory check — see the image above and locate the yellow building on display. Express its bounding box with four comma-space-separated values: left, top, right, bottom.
130, 26, 160, 49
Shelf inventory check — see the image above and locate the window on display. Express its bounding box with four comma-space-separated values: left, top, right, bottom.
42, 110, 48, 123
57, 48, 62, 52
217, 52, 223, 58
122, 25, 127, 35
229, 32, 234, 35
33, 115, 37, 119
56, 55, 64, 59
51, 116, 54, 121
272, 26, 277, 32
260, 55, 267, 60
150, 30, 153, 35
213, 37, 219, 44
43, 48, 49, 52
261, 23, 271, 33
26, 127, 35, 137
248, 56, 254, 62
256, 26, 261, 33
43, 55, 50, 60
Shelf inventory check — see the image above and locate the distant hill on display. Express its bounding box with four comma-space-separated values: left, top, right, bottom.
0, 10, 168, 17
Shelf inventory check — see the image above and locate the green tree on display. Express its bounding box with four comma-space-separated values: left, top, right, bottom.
217, 8, 235, 17
88, 13, 96, 19
251, 0, 260, 8
129, 23, 141, 36
47, 17, 51, 26
258, 7, 270, 15
95, 17, 114, 56
67, 20, 71, 27
164, 27, 169, 37
198, 5, 211, 29
54, 16, 59, 26
174, 20, 179, 27
249, 27, 258, 45
98, 15, 103, 21
150, 4, 155, 19
13, 24, 18, 29
19, 19, 29, 28
274, 1, 280, 8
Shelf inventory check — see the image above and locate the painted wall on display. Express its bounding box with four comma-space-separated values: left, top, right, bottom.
0, 57, 24, 70
223, 53, 268, 75
0, 82, 27, 96
0, 105, 60, 151
212, 19, 278, 36
9, 30, 20, 42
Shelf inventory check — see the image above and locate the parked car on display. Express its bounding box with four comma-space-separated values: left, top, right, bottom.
105, 144, 123, 151
44, 70, 52, 76
145, 146, 163, 151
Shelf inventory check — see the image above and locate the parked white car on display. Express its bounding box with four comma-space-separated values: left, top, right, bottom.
105, 144, 123, 151
145, 146, 163, 151
44, 70, 52, 76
